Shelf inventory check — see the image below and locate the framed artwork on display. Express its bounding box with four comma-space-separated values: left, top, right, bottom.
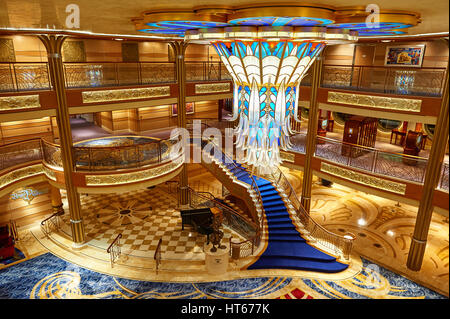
171, 102, 195, 116
171, 103, 178, 117
186, 102, 195, 115
384, 45, 425, 67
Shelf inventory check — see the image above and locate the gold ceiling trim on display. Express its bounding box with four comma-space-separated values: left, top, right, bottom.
85, 156, 183, 186
321, 162, 407, 195
327, 91, 422, 112
195, 83, 231, 94
0, 164, 43, 190
0, 94, 40, 111
82, 86, 171, 104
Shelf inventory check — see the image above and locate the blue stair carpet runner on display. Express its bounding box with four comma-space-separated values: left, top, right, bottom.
205, 144, 349, 273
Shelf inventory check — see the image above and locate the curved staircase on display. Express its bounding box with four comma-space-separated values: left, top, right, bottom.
201, 140, 350, 273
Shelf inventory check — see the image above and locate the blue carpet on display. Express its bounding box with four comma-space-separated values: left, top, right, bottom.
0, 251, 445, 299
0, 253, 291, 299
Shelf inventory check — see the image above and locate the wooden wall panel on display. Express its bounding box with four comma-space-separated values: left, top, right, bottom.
0, 181, 52, 227
0, 117, 53, 144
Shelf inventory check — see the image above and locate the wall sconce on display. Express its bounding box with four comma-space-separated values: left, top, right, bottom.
349, 128, 353, 134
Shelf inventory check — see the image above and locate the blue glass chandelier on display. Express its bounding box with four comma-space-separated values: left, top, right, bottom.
212, 40, 325, 170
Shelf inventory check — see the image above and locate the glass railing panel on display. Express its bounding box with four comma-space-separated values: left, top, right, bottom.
0, 139, 42, 171
438, 162, 449, 192
140, 62, 175, 84
373, 152, 427, 183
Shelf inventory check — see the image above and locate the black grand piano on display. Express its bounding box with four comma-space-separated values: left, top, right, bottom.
180, 208, 214, 241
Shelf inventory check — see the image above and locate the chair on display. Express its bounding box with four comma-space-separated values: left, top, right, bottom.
0, 226, 15, 260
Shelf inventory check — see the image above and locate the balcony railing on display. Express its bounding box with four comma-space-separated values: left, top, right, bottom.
0, 62, 51, 92
321, 64, 447, 97
0, 61, 232, 93
41, 136, 180, 171
1, 61, 445, 98
64, 62, 177, 88
197, 120, 449, 191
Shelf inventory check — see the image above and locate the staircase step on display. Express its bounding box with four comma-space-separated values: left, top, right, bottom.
260, 189, 280, 196
261, 194, 283, 202
248, 257, 348, 273
267, 219, 295, 226
266, 235, 306, 242
261, 242, 337, 262
263, 200, 286, 208
258, 184, 276, 192
269, 229, 301, 236
265, 212, 291, 220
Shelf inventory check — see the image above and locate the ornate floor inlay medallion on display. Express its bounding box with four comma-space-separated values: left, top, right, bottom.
97, 199, 151, 226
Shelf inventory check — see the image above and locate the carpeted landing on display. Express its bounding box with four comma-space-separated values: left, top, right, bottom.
206, 144, 349, 273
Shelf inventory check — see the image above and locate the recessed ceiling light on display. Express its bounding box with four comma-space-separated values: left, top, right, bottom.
114, 38, 124, 41
357, 218, 367, 226
381, 40, 392, 42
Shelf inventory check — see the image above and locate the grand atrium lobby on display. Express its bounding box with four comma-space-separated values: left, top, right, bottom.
0, 0, 448, 307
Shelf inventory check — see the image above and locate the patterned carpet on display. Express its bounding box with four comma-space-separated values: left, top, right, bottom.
0, 253, 446, 299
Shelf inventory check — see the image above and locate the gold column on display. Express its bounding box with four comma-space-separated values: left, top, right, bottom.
38, 35, 85, 246
50, 185, 64, 214
407, 62, 449, 271
170, 41, 190, 206
300, 54, 324, 213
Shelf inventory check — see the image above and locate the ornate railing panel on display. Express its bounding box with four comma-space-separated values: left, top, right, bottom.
439, 163, 449, 192
321, 65, 447, 97
185, 62, 231, 82
0, 62, 51, 92
0, 139, 43, 171
288, 133, 433, 184
107, 233, 122, 268
64, 62, 176, 88
40, 211, 63, 237
41, 136, 180, 171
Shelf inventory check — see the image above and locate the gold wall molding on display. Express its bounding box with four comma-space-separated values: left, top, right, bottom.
195, 83, 231, 94
320, 162, 407, 195
0, 39, 15, 62
62, 41, 86, 62
85, 156, 183, 186
42, 165, 57, 181
327, 91, 422, 112
280, 151, 295, 163
0, 95, 41, 111
0, 164, 43, 190
82, 86, 171, 103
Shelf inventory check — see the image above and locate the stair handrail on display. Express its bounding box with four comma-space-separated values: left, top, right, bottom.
154, 238, 162, 274
203, 138, 265, 234
187, 186, 259, 234
186, 186, 259, 258
40, 210, 64, 236
106, 233, 122, 267
267, 166, 355, 261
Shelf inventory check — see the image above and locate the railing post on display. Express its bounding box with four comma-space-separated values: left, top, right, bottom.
12, 64, 19, 91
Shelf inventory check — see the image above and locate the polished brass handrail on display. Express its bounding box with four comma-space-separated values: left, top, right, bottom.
154, 238, 162, 274
267, 165, 354, 261
107, 233, 122, 268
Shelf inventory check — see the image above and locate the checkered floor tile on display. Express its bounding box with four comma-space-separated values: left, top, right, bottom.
60, 187, 244, 255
